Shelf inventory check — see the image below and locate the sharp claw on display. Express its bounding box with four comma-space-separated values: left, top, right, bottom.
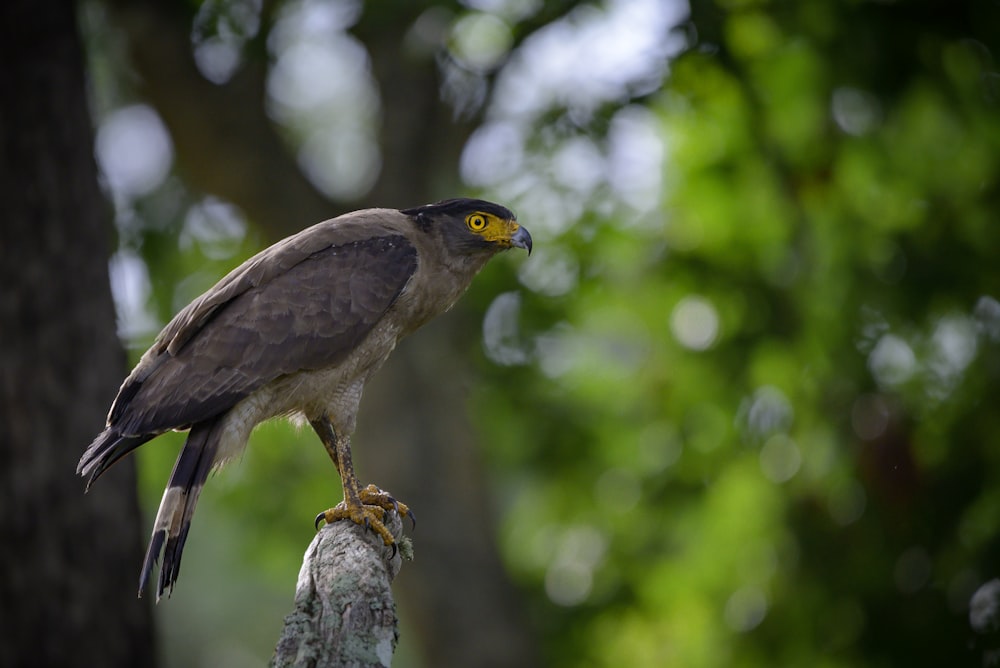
314, 512, 327, 530
407, 508, 417, 530
390, 541, 398, 559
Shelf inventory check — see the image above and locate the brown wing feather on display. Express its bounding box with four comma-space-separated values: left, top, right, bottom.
154, 212, 402, 357
111, 230, 417, 435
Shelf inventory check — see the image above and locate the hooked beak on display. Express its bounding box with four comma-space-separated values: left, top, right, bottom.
510, 224, 532, 255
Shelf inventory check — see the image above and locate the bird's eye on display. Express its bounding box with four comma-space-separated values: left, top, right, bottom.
466, 213, 488, 232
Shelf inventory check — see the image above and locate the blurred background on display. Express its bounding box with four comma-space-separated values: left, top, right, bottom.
3, 0, 1000, 666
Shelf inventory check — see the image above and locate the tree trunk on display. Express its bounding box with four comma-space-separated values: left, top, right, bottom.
0, 1, 157, 666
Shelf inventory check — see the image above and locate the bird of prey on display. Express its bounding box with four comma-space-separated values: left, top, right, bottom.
78, 198, 531, 600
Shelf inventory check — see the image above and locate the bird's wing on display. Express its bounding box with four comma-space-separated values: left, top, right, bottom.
110, 220, 417, 435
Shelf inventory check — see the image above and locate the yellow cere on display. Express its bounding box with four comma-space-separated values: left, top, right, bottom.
465, 211, 519, 244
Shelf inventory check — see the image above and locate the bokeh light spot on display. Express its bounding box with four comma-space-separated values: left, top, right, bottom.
970, 579, 1000, 634
831, 87, 882, 136
95, 104, 174, 199
868, 333, 916, 387
595, 467, 641, 512
724, 586, 768, 633
545, 526, 607, 607
759, 434, 801, 484
851, 393, 890, 441
450, 12, 513, 72
108, 250, 158, 340
670, 295, 719, 351
743, 386, 794, 439
482, 291, 531, 365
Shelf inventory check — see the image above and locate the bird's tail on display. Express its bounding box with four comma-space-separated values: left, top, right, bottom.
78, 427, 153, 490
140, 419, 221, 601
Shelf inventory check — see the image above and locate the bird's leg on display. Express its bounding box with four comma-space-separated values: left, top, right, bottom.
310, 417, 413, 546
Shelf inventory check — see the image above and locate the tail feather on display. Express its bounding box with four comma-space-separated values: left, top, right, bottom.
159, 524, 192, 596
78, 428, 154, 490
139, 419, 221, 600
138, 529, 166, 597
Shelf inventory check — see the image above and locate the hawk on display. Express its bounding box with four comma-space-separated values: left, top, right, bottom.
78, 198, 531, 599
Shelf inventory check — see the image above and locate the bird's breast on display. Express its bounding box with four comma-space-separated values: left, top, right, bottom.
271, 320, 402, 410
392, 256, 483, 334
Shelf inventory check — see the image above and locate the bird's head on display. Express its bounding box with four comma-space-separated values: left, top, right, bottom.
402, 198, 532, 258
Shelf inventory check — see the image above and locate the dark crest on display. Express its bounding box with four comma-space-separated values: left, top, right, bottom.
401, 198, 515, 230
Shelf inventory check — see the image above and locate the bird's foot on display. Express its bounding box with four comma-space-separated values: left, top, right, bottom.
314, 484, 415, 549
357, 483, 415, 529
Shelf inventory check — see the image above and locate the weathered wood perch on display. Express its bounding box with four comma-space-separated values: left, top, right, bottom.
271, 510, 410, 668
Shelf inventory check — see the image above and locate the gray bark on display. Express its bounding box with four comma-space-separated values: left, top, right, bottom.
272, 512, 406, 668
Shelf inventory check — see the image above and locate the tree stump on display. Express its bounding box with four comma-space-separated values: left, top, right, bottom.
271, 511, 409, 668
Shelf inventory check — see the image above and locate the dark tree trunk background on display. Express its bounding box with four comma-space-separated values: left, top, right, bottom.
0, 1, 157, 666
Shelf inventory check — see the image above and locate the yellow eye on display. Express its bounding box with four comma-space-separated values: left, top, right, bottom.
466, 213, 488, 232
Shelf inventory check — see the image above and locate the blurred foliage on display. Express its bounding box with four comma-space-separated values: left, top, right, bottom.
88, 0, 1000, 665
472, 2, 1000, 667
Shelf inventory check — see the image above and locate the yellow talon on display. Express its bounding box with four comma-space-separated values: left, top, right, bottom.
314, 484, 413, 547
